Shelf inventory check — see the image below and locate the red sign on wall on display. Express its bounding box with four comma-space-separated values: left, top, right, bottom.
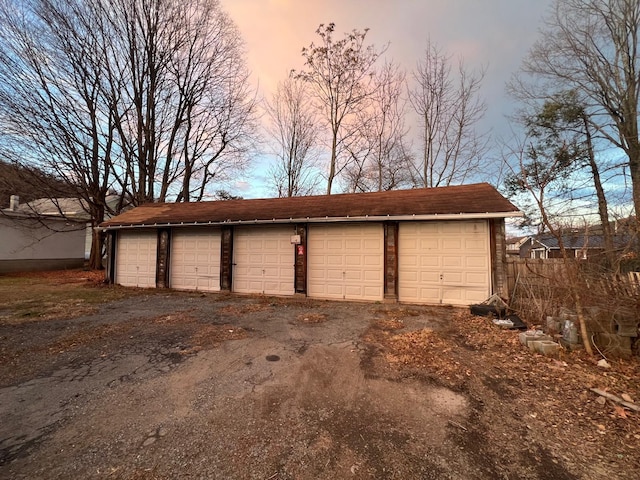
297, 245, 304, 255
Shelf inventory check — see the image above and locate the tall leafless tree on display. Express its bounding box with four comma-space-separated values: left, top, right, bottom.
408, 40, 488, 188
0, 0, 256, 268
342, 60, 412, 193
99, 0, 256, 204
295, 23, 385, 194
518, 0, 640, 230
265, 76, 321, 197
0, 0, 118, 268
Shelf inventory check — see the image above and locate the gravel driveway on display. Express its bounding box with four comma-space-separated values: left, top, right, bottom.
1, 274, 636, 479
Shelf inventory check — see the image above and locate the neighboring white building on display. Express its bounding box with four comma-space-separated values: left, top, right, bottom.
16, 195, 123, 259
0, 196, 85, 273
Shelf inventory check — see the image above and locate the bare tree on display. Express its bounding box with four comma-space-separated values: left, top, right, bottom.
503, 133, 594, 355
519, 0, 640, 229
408, 40, 488, 187
342, 60, 412, 192
0, 0, 119, 268
295, 23, 385, 194
525, 91, 615, 264
100, 0, 257, 204
0, 0, 256, 268
265, 76, 321, 197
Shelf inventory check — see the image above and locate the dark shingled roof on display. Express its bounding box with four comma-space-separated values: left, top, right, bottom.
532, 233, 634, 250
100, 183, 520, 229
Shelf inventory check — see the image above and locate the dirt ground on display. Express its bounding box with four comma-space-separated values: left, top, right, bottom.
0, 270, 638, 479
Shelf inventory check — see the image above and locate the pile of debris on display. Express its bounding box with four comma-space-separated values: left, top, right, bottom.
471, 293, 639, 359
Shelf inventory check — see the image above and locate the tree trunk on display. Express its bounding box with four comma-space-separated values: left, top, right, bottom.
88, 204, 106, 270
88, 226, 105, 270
327, 129, 338, 195
583, 116, 615, 267
628, 142, 640, 235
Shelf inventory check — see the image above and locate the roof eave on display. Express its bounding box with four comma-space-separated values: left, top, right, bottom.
98, 210, 523, 231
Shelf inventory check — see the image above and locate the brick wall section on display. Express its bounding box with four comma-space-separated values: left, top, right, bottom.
490, 219, 508, 299
384, 222, 399, 300
220, 226, 233, 290
105, 231, 116, 284
156, 229, 170, 288
294, 224, 307, 294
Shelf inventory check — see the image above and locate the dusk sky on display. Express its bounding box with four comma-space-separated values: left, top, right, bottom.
220, 0, 554, 197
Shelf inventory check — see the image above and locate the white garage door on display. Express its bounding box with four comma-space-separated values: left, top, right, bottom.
116, 230, 157, 288
398, 221, 490, 306
170, 228, 221, 292
307, 223, 384, 301
233, 226, 295, 295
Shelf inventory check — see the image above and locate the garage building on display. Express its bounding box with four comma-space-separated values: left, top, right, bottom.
99, 183, 521, 306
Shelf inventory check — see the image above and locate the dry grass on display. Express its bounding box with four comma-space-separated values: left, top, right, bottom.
372, 318, 405, 331
0, 269, 144, 324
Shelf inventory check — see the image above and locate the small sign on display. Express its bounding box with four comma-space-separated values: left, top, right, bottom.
290, 234, 301, 245
297, 245, 304, 255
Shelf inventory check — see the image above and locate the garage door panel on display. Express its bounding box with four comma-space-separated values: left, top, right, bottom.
116, 231, 157, 288
443, 272, 463, 283
421, 257, 440, 268
399, 221, 490, 306
364, 256, 381, 266
170, 228, 221, 292
327, 255, 342, 265
345, 239, 361, 249
465, 272, 488, 285
344, 270, 362, 281
364, 270, 382, 281
463, 222, 487, 234
308, 224, 383, 301
466, 256, 488, 268
418, 288, 440, 302
465, 238, 486, 249
345, 255, 362, 266
344, 285, 362, 296
327, 269, 344, 280
442, 256, 463, 268
442, 238, 463, 250
233, 226, 294, 296
442, 288, 464, 302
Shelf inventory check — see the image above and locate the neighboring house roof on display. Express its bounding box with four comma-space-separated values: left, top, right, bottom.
17, 197, 90, 220
0, 207, 84, 224
100, 183, 521, 229
16, 195, 124, 221
506, 236, 530, 248
531, 233, 633, 250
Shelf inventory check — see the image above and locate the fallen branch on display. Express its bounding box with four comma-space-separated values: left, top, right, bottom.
448, 420, 468, 431
590, 388, 640, 412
